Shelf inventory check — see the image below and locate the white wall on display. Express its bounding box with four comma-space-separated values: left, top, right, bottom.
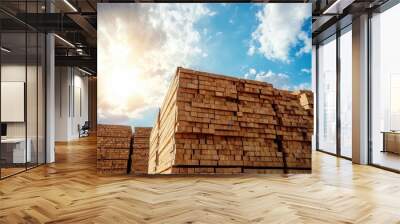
55, 67, 89, 141
55, 67, 69, 141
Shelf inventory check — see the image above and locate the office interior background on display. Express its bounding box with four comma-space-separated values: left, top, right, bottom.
0, 0, 97, 179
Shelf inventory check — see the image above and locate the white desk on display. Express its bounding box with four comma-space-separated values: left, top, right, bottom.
1, 138, 31, 163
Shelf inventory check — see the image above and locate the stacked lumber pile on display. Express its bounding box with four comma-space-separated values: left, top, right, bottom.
97, 124, 132, 175
131, 127, 152, 174
148, 67, 313, 174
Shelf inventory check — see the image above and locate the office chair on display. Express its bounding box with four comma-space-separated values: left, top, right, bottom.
79, 121, 90, 138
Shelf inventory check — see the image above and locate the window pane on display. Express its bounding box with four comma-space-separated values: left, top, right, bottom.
371, 4, 400, 171
317, 36, 337, 154
340, 28, 352, 158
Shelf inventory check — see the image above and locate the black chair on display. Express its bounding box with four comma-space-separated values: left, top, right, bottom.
79, 121, 90, 138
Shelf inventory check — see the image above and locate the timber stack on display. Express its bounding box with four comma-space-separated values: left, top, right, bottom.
131, 127, 152, 174
97, 124, 132, 175
148, 67, 313, 174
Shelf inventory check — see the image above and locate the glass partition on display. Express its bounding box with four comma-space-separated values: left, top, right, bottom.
0, 2, 46, 179
1, 31, 28, 177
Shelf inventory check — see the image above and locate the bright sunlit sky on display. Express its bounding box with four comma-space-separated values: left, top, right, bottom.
98, 3, 312, 126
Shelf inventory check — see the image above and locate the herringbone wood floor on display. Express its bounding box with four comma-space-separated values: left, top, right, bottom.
1, 136, 400, 224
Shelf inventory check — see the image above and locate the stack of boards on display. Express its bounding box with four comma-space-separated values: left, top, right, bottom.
97, 124, 132, 175
149, 67, 313, 174
131, 127, 152, 174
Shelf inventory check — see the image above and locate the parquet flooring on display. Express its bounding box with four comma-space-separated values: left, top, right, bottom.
1, 136, 400, 223
1, 167, 26, 178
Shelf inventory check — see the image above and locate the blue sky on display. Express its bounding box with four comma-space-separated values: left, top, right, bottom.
191, 3, 311, 88
98, 3, 312, 127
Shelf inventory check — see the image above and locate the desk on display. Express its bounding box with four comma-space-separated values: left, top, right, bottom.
382, 131, 400, 155
1, 138, 31, 163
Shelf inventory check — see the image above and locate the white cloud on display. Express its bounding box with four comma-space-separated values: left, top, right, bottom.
243, 68, 310, 91
296, 31, 312, 56
209, 11, 217, 16
290, 82, 311, 90
254, 71, 290, 88
301, 68, 311, 74
249, 4, 311, 63
244, 68, 289, 89
245, 68, 257, 79
98, 4, 214, 124
247, 45, 256, 56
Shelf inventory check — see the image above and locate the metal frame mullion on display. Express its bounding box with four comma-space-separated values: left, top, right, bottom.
315, 44, 320, 151
367, 10, 373, 165
336, 25, 341, 157
36, 0, 39, 168
44, 0, 48, 164
25, 0, 28, 171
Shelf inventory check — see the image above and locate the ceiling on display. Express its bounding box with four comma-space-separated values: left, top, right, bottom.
1, 0, 98, 74
311, 0, 390, 43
